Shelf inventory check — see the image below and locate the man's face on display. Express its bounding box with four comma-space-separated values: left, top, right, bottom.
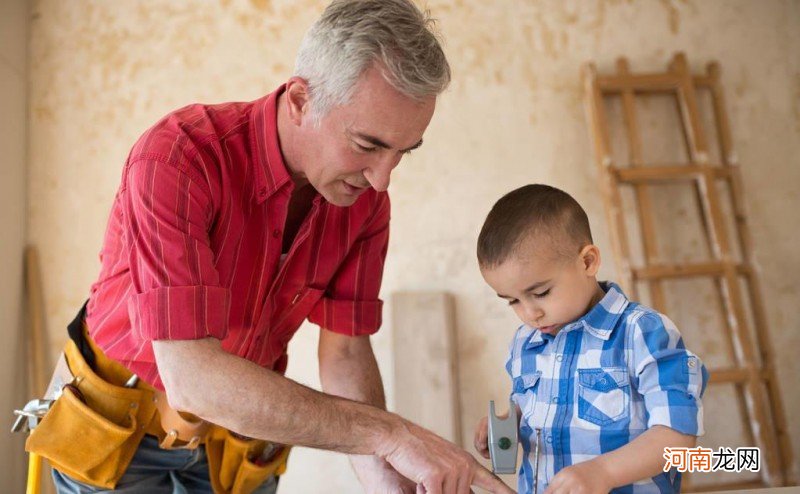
292, 65, 436, 207
480, 239, 602, 336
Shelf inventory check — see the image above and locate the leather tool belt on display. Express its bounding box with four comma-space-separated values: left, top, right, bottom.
24, 302, 290, 493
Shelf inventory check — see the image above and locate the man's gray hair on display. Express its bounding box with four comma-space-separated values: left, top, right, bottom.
294, 0, 451, 122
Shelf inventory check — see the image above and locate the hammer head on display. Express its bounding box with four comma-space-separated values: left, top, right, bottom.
488, 400, 518, 474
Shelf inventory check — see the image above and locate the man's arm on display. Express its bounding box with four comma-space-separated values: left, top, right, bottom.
153, 338, 514, 494
317, 328, 416, 492
545, 426, 695, 493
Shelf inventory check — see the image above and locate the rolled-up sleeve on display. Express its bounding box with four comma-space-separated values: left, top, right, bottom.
632, 312, 708, 436
124, 158, 230, 342
308, 193, 390, 336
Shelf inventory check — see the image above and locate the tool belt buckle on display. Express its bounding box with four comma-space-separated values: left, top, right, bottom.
159, 429, 203, 450
152, 391, 209, 450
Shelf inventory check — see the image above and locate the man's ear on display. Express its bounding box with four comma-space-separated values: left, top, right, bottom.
284, 77, 310, 126
580, 244, 601, 277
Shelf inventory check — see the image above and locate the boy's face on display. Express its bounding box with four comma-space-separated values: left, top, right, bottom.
480, 238, 603, 336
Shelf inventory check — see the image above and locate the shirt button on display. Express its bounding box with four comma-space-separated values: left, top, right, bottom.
556, 355, 563, 362
688, 359, 696, 368
551, 396, 559, 404
546, 435, 553, 444
272, 229, 281, 238
258, 187, 267, 196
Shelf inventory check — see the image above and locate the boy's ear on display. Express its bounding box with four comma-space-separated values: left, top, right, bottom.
580, 244, 601, 277
284, 77, 310, 126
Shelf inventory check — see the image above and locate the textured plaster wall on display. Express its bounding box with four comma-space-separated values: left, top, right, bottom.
0, 0, 28, 491
27, 0, 799, 491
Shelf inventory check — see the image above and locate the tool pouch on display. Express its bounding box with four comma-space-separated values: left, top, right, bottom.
25, 339, 157, 489
206, 427, 291, 494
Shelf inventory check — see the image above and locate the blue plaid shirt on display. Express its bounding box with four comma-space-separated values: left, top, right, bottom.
506, 282, 707, 494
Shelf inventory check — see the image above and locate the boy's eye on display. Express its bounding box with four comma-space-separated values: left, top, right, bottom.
533, 289, 551, 299
507, 299, 519, 306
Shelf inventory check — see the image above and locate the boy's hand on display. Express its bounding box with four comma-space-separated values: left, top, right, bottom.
544, 460, 612, 494
473, 415, 490, 459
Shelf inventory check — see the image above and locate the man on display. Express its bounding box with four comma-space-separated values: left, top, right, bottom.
49, 1, 514, 493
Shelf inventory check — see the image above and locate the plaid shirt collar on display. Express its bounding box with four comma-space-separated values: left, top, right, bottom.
525, 281, 630, 349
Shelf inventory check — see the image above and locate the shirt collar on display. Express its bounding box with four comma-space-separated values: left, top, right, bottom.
525, 281, 629, 347
250, 84, 292, 204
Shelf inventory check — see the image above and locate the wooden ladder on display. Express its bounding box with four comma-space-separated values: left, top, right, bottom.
582, 53, 794, 491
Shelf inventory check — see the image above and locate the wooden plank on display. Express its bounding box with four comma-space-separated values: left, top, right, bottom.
617, 57, 665, 308
707, 62, 796, 484
24, 245, 56, 494
391, 292, 461, 444
585, 54, 794, 489
596, 72, 680, 92
703, 168, 783, 487
594, 72, 713, 93
671, 53, 711, 164
632, 261, 735, 280
582, 63, 635, 294
614, 164, 730, 183
708, 367, 775, 384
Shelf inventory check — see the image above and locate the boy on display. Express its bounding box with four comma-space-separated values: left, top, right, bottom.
473, 184, 708, 493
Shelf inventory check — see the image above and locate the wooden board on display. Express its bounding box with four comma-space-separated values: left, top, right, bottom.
391, 292, 461, 444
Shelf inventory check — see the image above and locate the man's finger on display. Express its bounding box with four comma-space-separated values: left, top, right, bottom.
471, 464, 514, 493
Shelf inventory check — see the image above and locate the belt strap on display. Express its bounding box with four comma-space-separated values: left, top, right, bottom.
152, 391, 210, 449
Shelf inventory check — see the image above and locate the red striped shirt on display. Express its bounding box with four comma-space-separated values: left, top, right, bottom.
86, 86, 389, 390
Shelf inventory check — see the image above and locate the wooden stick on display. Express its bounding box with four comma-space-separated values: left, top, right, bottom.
616, 58, 665, 309
707, 61, 796, 484
614, 164, 731, 183
582, 63, 635, 295
24, 246, 55, 494
25, 246, 48, 397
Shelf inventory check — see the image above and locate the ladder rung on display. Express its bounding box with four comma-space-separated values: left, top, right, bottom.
632, 261, 749, 280
709, 367, 772, 384
597, 73, 714, 93
596, 72, 680, 92
614, 165, 731, 183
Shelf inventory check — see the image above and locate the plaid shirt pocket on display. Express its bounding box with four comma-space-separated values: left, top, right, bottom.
577, 367, 630, 427
512, 371, 542, 422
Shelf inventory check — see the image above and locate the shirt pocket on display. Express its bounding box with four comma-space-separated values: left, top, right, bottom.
512, 371, 542, 422
577, 367, 630, 427
274, 287, 326, 337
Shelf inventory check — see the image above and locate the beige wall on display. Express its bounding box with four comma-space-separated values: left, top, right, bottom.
26, 0, 800, 491
1, 0, 29, 491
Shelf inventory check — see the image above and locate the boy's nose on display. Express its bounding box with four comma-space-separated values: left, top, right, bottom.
522, 304, 543, 324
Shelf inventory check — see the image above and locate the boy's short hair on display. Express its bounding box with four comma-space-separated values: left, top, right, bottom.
477, 184, 593, 268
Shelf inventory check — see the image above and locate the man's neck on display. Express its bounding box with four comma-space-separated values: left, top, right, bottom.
275, 92, 308, 188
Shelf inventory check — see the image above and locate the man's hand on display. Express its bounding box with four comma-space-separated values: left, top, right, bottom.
378, 418, 515, 494
351, 455, 416, 494
544, 460, 612, 494
473, 415, 490, 459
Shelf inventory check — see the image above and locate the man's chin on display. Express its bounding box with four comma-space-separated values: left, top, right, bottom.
324, 191, 360, 207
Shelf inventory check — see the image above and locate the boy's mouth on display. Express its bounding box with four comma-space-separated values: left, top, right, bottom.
538, 324, 559, 335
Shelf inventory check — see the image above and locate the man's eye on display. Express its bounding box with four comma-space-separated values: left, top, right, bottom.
533, 289, 551, 299
507, 299, 518, 306
355, 142, 377, 152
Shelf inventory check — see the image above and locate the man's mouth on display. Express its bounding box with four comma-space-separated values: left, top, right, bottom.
342, 181, 369, 195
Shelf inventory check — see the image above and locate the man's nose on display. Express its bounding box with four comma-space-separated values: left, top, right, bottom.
364, 155, 400, 192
